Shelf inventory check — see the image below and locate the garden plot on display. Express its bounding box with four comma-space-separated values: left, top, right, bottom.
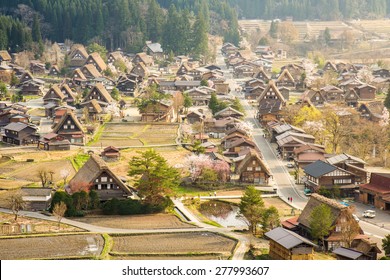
0, 234, 104, 260
73, 214, 195, 230
90, 123, 178, 147
111, 232, 237, 257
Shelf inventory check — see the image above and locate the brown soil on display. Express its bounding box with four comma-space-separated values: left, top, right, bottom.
72, 214, 196, 230
111, 232, 237, 256
0, 234, 103, 260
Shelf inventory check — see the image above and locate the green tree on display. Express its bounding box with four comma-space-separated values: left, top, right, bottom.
382, 234, 390, 256
239, 186, 265, 235
192, 13, 208, 61
32, 14, 42, 43
208, 92, 219, 114
87, 42, 107, 61
0, 82, 8, 99
88, 190, 100, 210
269, 20, 279, 39
258, 36, 269, 45
324, 27, 331, 46
261, 206, 281, 233
309, 204, 334, 249
192, 140, 205, 155
111, 87, 120, 101
128, 149, 180, 207
231, 97, 245, 115
183, 93, 193, 113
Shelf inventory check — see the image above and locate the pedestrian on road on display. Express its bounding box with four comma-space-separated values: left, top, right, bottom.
291, 197, 293, 203
214, 191, 217, 197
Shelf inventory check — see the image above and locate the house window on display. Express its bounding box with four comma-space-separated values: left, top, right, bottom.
97, 184, 101, 190
107, 184, 111, 190
255, 167, 261, 171
316, 96, 320, 100
67, 120, 71, 124
101, 177, 107, 182
335, 225, 341, 232
71, 125, 75, 129
63, 125, 68, 129
71, 139, 74, 143
95, 179, 98, 182
334, 179, 352, 184
110, 178, 113, 182
247, 167, 253, 171
253, 161, 256, 165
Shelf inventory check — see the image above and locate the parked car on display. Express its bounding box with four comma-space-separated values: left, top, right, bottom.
286, 163, 294, 168
363, 210, 376, 218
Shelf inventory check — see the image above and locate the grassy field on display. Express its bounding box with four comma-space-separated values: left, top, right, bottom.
0, 234, 103, 260
72, 214, 195, 230
111, 232, 237, 258
89, 123, 179, 147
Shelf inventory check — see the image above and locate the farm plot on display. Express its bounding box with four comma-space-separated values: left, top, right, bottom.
111, 232, 237, 257
0, 234, 104, 260
73, 214, 195, 230
9, 159, 75, 182
90, 123, 178, 147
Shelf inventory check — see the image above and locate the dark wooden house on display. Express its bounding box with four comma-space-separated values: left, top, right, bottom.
359, 173, 390, 211
52, 110, 85, 145
2, 122, 38, 145
68, 154, 132, 201
37, 132, 71, 151
43, 84, 66, 105
234, 149, 271, 184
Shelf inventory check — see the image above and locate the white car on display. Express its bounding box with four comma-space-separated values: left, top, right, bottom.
362, 210, 376, 218
352, 214, 360, 222
286, 163, 294, 168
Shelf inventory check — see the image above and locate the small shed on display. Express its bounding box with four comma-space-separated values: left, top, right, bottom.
21, 188, 53, 211
265, 227, 317, 260
101, 146, 120, 162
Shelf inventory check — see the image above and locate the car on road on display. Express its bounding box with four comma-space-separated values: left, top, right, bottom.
362, 210, 376, 218
286, 163, 294, 168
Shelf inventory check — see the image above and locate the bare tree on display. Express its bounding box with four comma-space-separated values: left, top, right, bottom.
52, 201, 67, 230
7, 191, 26, 222
37, 169, 50, 187
340, 208, 362, 248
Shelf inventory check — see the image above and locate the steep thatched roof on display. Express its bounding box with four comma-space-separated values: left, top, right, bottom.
87, 52, 107, 71
297, 193, 346, 229
68, 154, 131, 195
235, 149, 270, 175
52, 110, 84, 133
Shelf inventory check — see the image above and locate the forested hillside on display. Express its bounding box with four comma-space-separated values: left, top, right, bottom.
0, 0, 239, 55
228, 0, 390, 20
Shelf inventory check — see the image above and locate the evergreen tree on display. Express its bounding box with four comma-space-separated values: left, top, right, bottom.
384, 87, 390, 110
128, 149, 180, 207
239, 186, 265, 235
309, 204, 334, 248
192, 13, 208, 61
32, 14, 42, 43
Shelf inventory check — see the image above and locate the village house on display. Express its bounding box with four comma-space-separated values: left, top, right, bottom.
327, 153, 368, 184
0, 50, 12, 65
43, 84, 66, 106
132, 52, 153, 67
107, 51, 124, 65
354, 84, 376, 100
320, 85, 345, 103
81, 64, 102, 79
143, 42, 164, 60
358, 101, 384, 122
296, 194, 364, 251
37, 132, 71, 151
69, 46, 89, 68
101, 146, 120, 162
186, 110, 205, 124
276, 68, 296, 88
68, 154, 133, 201
233, 64, 256, 78
18, 79, 45, 95
333, 240, 381, 260
214, 107, 244, 120
116, 74, 138, 96
131, 62, 149, 79
277, 136, 307, 160
373, 68, 390, 78
204, 117, 241, 138
140, 99, 174, 122
344, 89, 360, 107
61, 84, 78, 105
269, 123, 306, 142
245, 85, 265, 100
257, 81, 286, 124
52, 110, 85, 145
81, 83, 113, 108
303, 160, 358, 197
281, 63, 304, 82
359, 173, 390, 211
300, 90, 326, 107
72, 68, 88, 86
48, 65, 60, 76
265, 227, 317, 260
85, 52, 107, 73
323, 61, 338, 73
85, 99, 103, 122
225, 137, 257, 156
185, 88, 211, 106
253, 68, 270, 82
293, 144, 327, 169
30, 61, 45, 75
21, 188, 54, 211
2, 122, 39, 145
0, 64, 12, 83
234, 149, 271, 184
276, 131, 315, 145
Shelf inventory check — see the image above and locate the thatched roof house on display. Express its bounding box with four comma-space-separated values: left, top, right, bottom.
68, 154, 132, 201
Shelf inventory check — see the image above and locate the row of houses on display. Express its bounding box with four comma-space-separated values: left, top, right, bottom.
267, 193, 381, 260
